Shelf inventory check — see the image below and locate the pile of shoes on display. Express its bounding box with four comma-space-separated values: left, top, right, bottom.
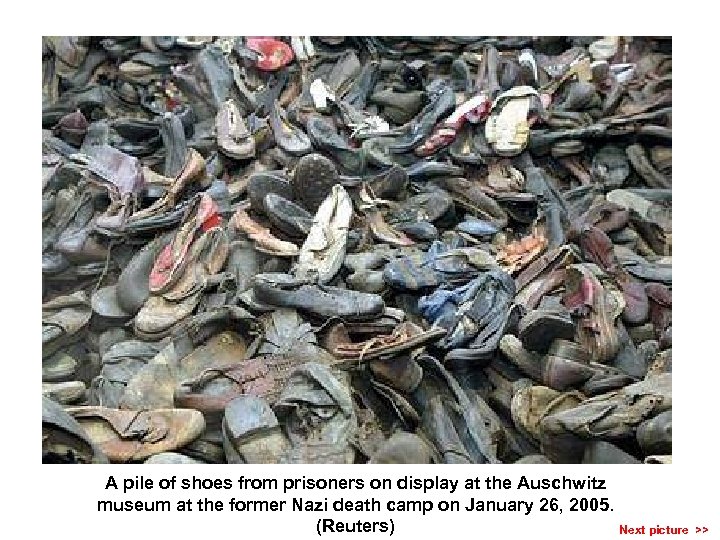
42, 36, 671, 464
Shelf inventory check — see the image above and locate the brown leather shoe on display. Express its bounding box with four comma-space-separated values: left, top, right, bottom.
65, 406, 205, 462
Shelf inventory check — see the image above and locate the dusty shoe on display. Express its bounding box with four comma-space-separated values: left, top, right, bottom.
636, 410, 671, 456
43, 381, 86, 404
323, 321, 444, 364
541, 373, 671, 441
275, 363, 357, 464
43, 396, 107, 463
222, 395, 291, 463
253, 272, 385, 320
148, 193, 220, 294
511, 382, 584, 442
542, 339, 597, 391
65, 406, 205, 463
369, 432, 434, 464
216, 99, 255, 159
42, 290, 91, 359
518, 309, 575, 353
485, 86, 539, 156
563, 264, 622, 363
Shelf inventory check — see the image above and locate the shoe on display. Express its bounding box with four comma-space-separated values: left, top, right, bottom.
307, 116, 365, 174
65, 406, 205, 463
223, 395, 291, 463
43, 380, 86, 404
247, 171, 292, 211
323, 321, 444, 364
636, 410, 671, 456
216, 99, 256, 159
252, 273, 385, 320
497, 227, 549, 275
518, 310, 576, 353
292, 153, 340, 212
43, 396, 107, 464
370, 89, 425, 124
148, 193, 221, 294
42, 291, 91, 359
562, 264, 622, 363
42, 352, 78, 382
53, 110, 88, 146
88, 339, 161, 408
294, 184, 353, 284
275, 363, 356, 463
390, 80, 455, 153
370, 432, 434, 464
90, 285, 133, 325
245, 38, 294, 71
116, 232, 173, 315
438, 177, 508, 228
263, 193, 313, 238
542, 339, 597, 390
590, 145, 630, 189
269, 101, 311, 156
485, 86, 539, 156
230, 207, 299, 257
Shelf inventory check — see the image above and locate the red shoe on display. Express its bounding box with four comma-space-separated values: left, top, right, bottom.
246, 38, 294, 71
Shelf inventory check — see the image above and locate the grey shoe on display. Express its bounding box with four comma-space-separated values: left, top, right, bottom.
370, 432, 434, 464
252, 273, 385, 321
